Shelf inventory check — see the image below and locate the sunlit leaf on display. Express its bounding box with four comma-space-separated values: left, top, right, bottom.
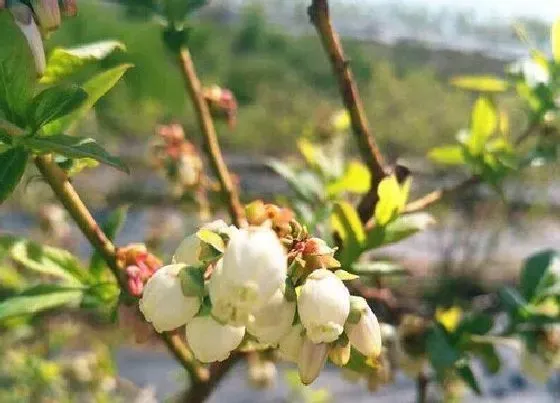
451, 75, 508, 93
27, 84, 88, 130
43, 63, 133, 135
0, 146, 28, 203
553, 19, 560, 63
331, 109, 350, 132
428, 145, 465, 165
332, 201, 365, 265
469, 97, 497, 155
375, 175, 402, 226
41, 41, 126, 84
366, 212, 434, 249
24, 134, 129, 173
334, 269, 359, 281
0, 284, 82, 322
0, 13, 35, 126
327, 161, 370, 196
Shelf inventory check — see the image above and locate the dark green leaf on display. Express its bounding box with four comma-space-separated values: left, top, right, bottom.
520, 250, 558, 301
332, 201, 365, 266
470, 343, 501, 374
0, 13, 35, 126
90, 206, 129, 275
43, 64, 133, 135
179, 265, 205, 298
0, 284, 82, 322
0, 146, 29, 203
498, 287, 528, 313
426, 324, 460, 373
457, 363, 482, 395
28, 84, 88, 130
24, 134, 129, 173
457, 313, 493, 336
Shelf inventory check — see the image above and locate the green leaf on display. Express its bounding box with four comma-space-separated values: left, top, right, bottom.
268, 159, 322, 203
366, 212, 435, 249
196, 228, 225, 263
327, 161, 371, 196
520, 249, 559, 301
375, 175, 409, 226
24, 134, 129, 173
43, 63, 133, 135
428, 145, 466, 165
0, 284, 82, 322
469, 97, 497, 155
450, 76, 508, 93
498, 287, 528, 314
0, 13, 35, 126
426, 324, 461, 373
41, 41, 126, 84
28, 84, 88, 130
457, 363, 482, 395
457, 313, 493, 336
470, 342, 501, 374
331, 201, 365, 266
552, 19, 560, 63
179, 265, 205, 298
0, 146, 29, 203
351, 261, 407, 276
90, 206, 129, 276
334, 269, 359, 281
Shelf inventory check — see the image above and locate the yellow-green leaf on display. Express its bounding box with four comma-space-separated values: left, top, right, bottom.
331, 202, 365, 266
334, 269, 359, 281
375, 175, 401, 226
451, 75, 508, 93
297, 138, 319, 169
327, 161, 370, 196
196, 228, 225, 253
469, 97, 497, 155
331, 109, 351, 132
428, 145, 465, 165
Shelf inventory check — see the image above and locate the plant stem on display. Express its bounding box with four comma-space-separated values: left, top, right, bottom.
417, 371, 429, 403
34, 154, 208, 383
176, 47, 245, 227
308, 0, 386, 223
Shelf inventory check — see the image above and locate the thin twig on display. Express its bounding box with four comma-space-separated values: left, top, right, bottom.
308, 0, 386, 223
176, 47, 245, 227
416, 371, 429, 403
34, 154, 208, 383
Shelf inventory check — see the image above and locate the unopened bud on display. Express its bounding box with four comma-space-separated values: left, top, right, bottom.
59, 0, 77, 17
278, 323, 305, 362
245, 200, 268, 226
345, 296, 382, 358
298, 337, 328, 385
10, 3, 46, 75
329, 335, 351, 367
185, 315, 245, 363
31, 0, 61, 31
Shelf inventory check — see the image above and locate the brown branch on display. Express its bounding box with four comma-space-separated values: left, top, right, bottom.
34, 154, 208, 383
308, 0, 386, 223
416, 371, 429, 403
176, 47, 245, 227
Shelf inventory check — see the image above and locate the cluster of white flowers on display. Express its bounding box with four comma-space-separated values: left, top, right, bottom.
139, 217, 382, 384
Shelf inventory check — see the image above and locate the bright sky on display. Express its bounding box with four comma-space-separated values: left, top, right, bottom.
356, 0, 560, 21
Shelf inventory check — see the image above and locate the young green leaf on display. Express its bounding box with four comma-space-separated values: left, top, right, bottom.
0, 146, 29, 203
334, 269, 359, 281
28, 84, 88, 130
469, 97, 497, 155
0, 12, 35, 126
331, 201, 365, 266
0, 284, 82, 322
375, 175, 407, 226
327, 161, 371, 196
24, 134, 129, 173
90, 206, 129, 275
456, 363, 482, 395
520, 249, 559, 301
428, 145, 466, 165
552, 19, 560, 63
41, 41, 126, 84
426, 324, 461, 373
42, 63, 133, 135
450, 76, 508, 93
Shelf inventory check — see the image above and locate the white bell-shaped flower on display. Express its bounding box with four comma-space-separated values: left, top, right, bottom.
278, 323, 305, 363
185, 315, 245, 363
509, 58, 550, 89
209, 227, 287, 326
345, 296, 382, 357
298, 337, 328, 385
247, 287, 296, 344
139, 264, 201, 333
297, 269, 350, 343
173, 220, 234, 265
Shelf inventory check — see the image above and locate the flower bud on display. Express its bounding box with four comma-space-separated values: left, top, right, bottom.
209, 227, 287, 326
297, 269, 350, 343
139, 264, 201, 332
185, 315, 245, 363
278, 323, 305, 362
345, 296, 382, 357
247, 287, 296, 345
329, 336, 351, 367
9, 3, 46, 75
31, 0, 60, 31
298, 337, 328, 385
245, 200, 268, 226
59, 0, 77, 17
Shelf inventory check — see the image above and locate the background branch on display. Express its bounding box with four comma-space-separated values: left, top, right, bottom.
308, 0, 386, 223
